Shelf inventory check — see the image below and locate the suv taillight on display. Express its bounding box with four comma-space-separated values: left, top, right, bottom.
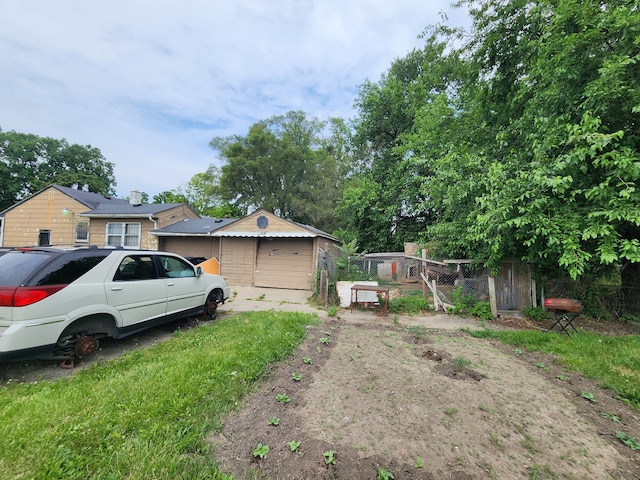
0, 287, 16, 307
0, 285, 66, 307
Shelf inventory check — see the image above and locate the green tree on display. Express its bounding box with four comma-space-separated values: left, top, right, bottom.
335, 176, 391, 252
343, 31, 463, 252
0, 130, 116, 210
454, 0, 640, 278
346, 0, 640, 305
153, 166, 242, 218
182, 165, 243, 218
369, 0, 640, 284
210, 110, 348, 231
152, 190, 187, 204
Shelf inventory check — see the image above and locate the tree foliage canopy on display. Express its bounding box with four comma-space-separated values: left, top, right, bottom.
159, 0, 639, 286
452, 0, 640, 278
343, 0, 639, 280
210, 111, 351, 232
152, 165, 242, 218
0, 129, 116, 211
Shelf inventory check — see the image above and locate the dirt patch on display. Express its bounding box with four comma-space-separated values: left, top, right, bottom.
211, 319, 640, 479
2, 309, 639, 479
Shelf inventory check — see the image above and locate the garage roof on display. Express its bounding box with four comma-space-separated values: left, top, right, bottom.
151, 217, 236, 236
151, 210, 338, 242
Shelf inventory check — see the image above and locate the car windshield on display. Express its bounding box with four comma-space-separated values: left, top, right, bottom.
0, 251, 55, 286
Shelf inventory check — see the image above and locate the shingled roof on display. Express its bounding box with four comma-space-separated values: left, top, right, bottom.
0, 184, 190, 218
53, 185, 128, 210
152, 209, 338, 241
152, 217, 237, 236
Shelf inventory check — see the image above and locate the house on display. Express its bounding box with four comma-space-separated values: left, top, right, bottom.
0, 186, 340, 291
0, 185, 199, 249
153, 209, 340, 290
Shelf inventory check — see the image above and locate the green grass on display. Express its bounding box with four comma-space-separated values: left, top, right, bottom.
468, 329, 640, 411
0, 311, 318, 479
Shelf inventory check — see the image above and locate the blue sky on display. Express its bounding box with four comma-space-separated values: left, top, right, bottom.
0, 1, 469, 199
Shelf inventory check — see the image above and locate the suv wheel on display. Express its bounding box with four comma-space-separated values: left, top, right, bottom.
74, 335, 100, 357
56, 331, 99, 359
203, 291, 221, 320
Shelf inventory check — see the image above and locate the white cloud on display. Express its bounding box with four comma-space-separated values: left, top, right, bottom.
0, 0, 469, 198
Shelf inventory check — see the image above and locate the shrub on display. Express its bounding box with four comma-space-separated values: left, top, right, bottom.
522, 306, 549, 322
468, 301, 493, 321
450, 286, 493, 321
388, 294, 430, 315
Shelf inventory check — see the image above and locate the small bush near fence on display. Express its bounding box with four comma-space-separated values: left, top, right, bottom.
388, 291, 430, 315
448, 286, 494, 321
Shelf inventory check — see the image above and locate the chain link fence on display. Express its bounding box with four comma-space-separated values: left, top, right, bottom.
317, 252, 491, 308
541, 277, 640, 320
318, 250, 640, 319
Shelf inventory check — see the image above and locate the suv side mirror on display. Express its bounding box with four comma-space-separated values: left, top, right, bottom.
196, 266, 203, 277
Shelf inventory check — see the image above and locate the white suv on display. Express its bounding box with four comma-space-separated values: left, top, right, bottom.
0, 246, 230, 364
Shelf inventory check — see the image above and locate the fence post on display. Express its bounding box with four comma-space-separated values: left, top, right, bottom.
320, 269, 328, 307
488, 275, 498, 319
421, 249, 428, 299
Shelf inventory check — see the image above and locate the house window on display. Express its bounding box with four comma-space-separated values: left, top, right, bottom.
38, 229, 51, 246
106, 222, 141, 248
76, 221, 89, 242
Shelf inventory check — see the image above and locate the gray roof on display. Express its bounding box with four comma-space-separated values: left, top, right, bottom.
58, 184, 185, 216
293, 222, 338, 241
84, 202, 186, 217
152, 217, 237, 235
0, 184, 190, 218
53, 185, 185, 217
152, 215, 338, 241
54, 185, 128, 210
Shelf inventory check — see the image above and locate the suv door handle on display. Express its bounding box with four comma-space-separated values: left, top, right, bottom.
111, 286, 123, 291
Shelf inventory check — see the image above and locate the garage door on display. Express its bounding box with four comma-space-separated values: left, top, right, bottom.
254, 238, 313, 290
220, 238, 256, 287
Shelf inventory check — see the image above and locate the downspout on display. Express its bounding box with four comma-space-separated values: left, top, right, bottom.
148, 215, 158, 250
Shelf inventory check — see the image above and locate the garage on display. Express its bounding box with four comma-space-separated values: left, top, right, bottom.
152, 209, 339, 291
254, 238, 314, 289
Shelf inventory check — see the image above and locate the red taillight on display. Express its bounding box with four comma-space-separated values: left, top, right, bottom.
0, 287, 17, 307
0, 285, 67, 307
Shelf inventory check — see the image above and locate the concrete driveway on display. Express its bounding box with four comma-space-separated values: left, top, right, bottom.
218, 286, 320, 315
218, 286, 483, 330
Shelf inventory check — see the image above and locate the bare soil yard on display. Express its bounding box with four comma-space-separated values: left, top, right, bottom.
212, 316, 640, 480
2, 308, 639, 479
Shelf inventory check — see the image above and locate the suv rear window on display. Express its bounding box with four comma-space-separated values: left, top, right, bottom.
30, 251, 111, 285
0, 250, 55, 286
0, 249, 111, 287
